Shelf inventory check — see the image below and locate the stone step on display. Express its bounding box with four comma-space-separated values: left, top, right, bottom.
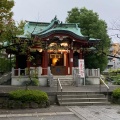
59, 101, 110, 106
57, 92, 105, 96
53, 77, 73, 81
57, 92, 110, 106
53, 75, 73, 79
58, 98, 107, 102
53, 76, 75, 86
53, 79, 75, 86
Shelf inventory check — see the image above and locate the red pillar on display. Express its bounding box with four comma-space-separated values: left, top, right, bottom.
65, 52, 68, 75
42, 52, 45, 75
69, 50, 73, 75
79, 50, 83, 59
42, 50, 48, 75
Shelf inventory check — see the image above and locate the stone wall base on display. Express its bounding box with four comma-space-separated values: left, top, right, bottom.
86, 77, 100, 84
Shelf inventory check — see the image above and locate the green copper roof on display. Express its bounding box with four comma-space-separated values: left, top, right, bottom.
18, 16, 84, 39
17, 16, 100, 42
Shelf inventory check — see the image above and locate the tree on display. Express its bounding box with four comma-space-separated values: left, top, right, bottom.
0, 0, 15, 42
0, 0, 27, 73
16, 20, 26, 35
0, 0, 14, 73
66, 7, 111, 71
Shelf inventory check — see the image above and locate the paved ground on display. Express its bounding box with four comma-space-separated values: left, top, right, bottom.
0, 85, 119, 119
0, 85, 119, 93
0, 105, 70, 114
0, 105, 119, 120
68, 105, 120, 120
0, 114, 80, 120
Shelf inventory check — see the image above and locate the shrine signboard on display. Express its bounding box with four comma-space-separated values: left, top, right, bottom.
78, 59, 85, 78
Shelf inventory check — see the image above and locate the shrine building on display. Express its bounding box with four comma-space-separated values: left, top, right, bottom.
6, 17, 100, 86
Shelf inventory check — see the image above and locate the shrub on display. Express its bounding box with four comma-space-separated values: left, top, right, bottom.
9, 89, 48, 104
22, 78, 39, 86
31, 78, 39, 86
112, 88, 120, 99
111, 75, 120, 85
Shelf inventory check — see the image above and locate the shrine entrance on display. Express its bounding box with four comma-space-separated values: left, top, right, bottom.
49, 53, 66, 75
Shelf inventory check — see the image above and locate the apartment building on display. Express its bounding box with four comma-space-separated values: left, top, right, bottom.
104, 40, 120, 72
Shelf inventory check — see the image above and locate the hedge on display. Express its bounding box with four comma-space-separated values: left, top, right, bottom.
9, 89, 48, 104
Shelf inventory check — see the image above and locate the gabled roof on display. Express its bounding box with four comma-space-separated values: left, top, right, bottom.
17, 16, 100, 43
18, 17, 84, 38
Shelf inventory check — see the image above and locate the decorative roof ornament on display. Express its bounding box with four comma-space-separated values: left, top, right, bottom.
51, 15, 58, 22
54, 15, 57, 20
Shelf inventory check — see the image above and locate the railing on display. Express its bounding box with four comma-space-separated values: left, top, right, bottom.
12, 67, 50, 77
57, 78, 63, 103
86, 68, 100, 77
73, 68, 100, 77
47, 69, 53, 87
99, 75, 109, 100
73, 69, 86, 86
12, 68, 27, 76
73, 72, 82, 86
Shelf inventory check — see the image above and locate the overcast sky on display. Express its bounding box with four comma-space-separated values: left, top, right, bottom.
12, 0, 120, 43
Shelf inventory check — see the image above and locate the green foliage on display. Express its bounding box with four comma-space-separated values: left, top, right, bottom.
108, 69, 120, 85
0, 57, 11, 72
0, 0, 14, 27
111, 75, 120, 85
23, 78, 40, 86
32, 78, 39, 86
85, 54, 108, 71
109, 68, 120, 74
16, 20, 26, 35
66, 7, 111, 71
0, 0, 26, 48
112, 88, 120, 99
0, 0, 15, 42
9, 89, 48, 103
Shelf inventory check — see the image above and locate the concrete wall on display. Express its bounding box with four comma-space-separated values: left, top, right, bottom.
38, 77, 48, 86
86, 77, 100, 85
12, 76, 48, 86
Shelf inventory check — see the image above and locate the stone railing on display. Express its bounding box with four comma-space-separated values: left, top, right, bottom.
85, 68, 100, 77
11, 67, 51, 77
11, 67, 52, 86
73, 68, 100, 77
73, 68, 100, 85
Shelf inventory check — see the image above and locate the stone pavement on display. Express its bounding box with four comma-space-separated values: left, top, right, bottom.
0, 105, 120, 120
68, 105, 120, 120
0, 84, 119, 93
0, 105, 70, 114
0, 85, 119, 119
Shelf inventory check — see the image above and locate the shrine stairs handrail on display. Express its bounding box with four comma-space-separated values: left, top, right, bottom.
57, 78, 63, 103
99, 76, 109, 100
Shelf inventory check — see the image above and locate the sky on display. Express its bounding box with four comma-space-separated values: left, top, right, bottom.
12, 0, 120, 43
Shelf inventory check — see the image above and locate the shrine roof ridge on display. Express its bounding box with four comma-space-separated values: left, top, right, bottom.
15, 17, 101, 43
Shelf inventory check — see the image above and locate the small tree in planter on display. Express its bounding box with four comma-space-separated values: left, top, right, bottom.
112, 88, 120, 104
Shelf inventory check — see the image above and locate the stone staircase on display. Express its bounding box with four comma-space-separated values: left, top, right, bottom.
53, 75, 75, 86
57, 92, 110, 106
0, 72, 11, 85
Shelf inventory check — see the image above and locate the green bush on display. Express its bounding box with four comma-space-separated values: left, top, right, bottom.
9, 89, 48, 104
112, 88, 120, 99
0, 57, 11, 72
22, 78, 39, 86
111, 75, 120, 85
32, 78, 39, 86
